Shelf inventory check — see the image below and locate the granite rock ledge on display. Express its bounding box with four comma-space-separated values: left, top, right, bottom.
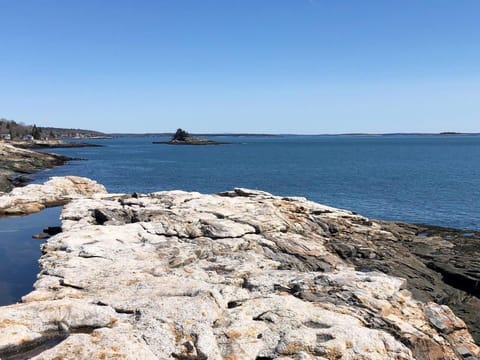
0, 176, 107, 216
0, 181, 478, 359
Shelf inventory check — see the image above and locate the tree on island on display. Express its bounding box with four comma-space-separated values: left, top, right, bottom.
172, 128, 190, 141
152, 127, 223, 145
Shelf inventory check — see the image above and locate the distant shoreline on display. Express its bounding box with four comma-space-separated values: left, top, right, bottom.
109, 132, 480, 137
10, 140, 103, 149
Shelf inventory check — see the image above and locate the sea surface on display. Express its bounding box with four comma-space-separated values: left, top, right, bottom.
34, 135, 480, 230
2, 135, 480, 305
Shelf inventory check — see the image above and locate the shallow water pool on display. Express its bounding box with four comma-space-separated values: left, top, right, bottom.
0, 207, 62, 305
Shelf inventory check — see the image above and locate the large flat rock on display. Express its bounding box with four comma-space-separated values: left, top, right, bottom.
0, 183, 478, 359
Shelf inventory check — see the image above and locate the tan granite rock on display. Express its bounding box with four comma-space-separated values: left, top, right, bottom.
0, 184, 478, 359
0, 176, 107, 216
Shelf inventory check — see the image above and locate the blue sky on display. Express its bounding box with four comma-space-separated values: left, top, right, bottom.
0, 0, 479, 133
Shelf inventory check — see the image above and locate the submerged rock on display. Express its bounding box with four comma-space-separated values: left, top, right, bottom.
0, 182, 478, 359
32, 233, 49, 239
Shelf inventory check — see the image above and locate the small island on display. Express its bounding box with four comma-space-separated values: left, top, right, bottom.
153, 128, 227, 145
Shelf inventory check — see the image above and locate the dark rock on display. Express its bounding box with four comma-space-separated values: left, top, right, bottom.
93, 208, 134, 225
326, 219, 480, 343
0, 142, 74, 192
43, 226, 62, 236
9, 175, 33, 187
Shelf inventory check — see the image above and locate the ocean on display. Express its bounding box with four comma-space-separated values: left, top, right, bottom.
1, 134, 479, 305
34, 134, 480, 230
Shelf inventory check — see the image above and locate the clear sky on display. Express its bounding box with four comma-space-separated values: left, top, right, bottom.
0, 0, 479, 134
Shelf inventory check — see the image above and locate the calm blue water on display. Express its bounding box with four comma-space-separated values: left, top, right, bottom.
0, 207, 62, 305
32, 135, 480, 230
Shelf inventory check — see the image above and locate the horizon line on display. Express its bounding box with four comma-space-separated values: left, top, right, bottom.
106, 131, 480, 136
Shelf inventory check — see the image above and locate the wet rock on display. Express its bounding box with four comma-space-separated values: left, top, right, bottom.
9, 175, 33, 187
43, 226, 62, 236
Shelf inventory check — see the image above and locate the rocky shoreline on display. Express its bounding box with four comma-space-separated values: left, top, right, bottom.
0, 178, 478, 359
11, 140, 103, 149
0, 142, 72, 193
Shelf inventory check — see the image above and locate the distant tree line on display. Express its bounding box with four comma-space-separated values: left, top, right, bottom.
0, 118, 106, 140
0, 119, 48, 140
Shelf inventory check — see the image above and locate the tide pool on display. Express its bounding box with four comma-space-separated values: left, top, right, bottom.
0, 207, 62, 305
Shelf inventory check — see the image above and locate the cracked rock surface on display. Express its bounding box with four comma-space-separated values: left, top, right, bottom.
0, 183, 479, 359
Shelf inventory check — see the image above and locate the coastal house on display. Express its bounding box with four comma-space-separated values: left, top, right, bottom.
0, 133, 11, 140
22, 134, 34, 141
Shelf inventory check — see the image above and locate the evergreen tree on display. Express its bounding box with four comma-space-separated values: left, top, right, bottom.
31, 124, 42, 139
172, 128, 189, 141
